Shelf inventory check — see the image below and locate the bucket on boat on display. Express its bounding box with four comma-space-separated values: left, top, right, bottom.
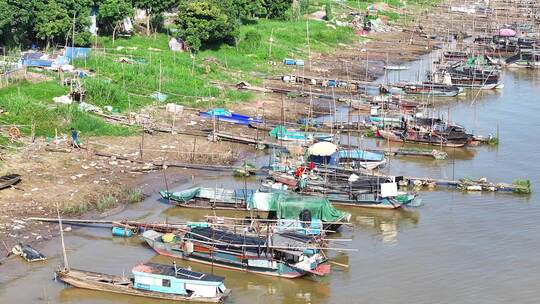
162, 233, 176, 243
112, 226, 134, 237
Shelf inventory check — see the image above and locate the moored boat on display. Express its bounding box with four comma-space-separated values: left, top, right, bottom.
377, 129, 468, 147
400, 83, 462, 97
269, 125, 333, 143
328, 149, 387, 170
160, 187, 253, 210
55, 263, 230, 302
142, 228, 331, 279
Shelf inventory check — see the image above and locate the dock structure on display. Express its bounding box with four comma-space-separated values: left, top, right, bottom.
401, 176, 531, 194
329, 167, 531, 194
340, 145, 449, 160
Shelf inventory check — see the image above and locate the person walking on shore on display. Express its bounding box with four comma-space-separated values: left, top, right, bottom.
71, 128, 81, 149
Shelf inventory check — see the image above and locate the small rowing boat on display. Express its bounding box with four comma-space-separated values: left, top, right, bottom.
0, 174, 21, 190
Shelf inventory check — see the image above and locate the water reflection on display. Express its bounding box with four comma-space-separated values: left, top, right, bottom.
347, 208, 419, 245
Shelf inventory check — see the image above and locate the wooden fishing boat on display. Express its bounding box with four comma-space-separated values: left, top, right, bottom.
270, 172, 299, 187
322, 193, 402, 209
160, 187, 254, 210
52, 199, 230, 303
0, 174, 21, 189
505, 50, 540, 69
142, 228, 331, 279
377, 129, 469, 148
160, 187, 350, 233
400, 84, 462, 97
429, 64, 502, 90
443, 50, 469, 61
55, 263, 230, 302
248, 191, 351, 232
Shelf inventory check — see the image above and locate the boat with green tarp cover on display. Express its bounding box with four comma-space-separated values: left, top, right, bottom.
248, 192, 351, 232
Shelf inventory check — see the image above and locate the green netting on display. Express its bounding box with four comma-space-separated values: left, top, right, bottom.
249, 192, 349, 222
269, 125, 287, 138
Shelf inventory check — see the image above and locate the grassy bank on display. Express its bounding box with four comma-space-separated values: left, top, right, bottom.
0, 17, 355, 140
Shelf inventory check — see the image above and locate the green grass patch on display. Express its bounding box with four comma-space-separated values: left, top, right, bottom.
513, 179, 531, 194
96, 194, 118, 212
85, 18, 354, 109
0, 80, 134, 137
488, 137, 499, 145
61, 201, 90, 215
124, 188, 145, 204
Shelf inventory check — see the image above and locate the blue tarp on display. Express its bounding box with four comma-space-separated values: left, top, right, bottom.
65, 47, 91, 61
22, 59, 53, 67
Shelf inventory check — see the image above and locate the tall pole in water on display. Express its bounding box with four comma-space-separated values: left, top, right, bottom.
56, 202, 69, 270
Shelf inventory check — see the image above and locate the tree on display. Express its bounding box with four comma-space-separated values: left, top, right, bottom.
299, 0, 310, 14
34, 0, 72, 49
232, 0, 266, 20
264, 0, 292, 20
132, 0, 177, 36
56, 0, 93, 45
0, 0, 41, 47
175, 0, 238, 52
0, 0, 14, 45
97, 0, 133, 42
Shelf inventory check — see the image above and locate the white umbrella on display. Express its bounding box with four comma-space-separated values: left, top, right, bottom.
307, 142, 337, 156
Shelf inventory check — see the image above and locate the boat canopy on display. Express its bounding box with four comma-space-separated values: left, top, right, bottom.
132, 262, 225, 297
248, 192, 350, 223
331, 150, 384, 163
307, 142, 338, 156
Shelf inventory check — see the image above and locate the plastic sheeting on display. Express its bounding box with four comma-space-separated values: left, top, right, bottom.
248, 192, 349, 223
65, 47, 91, 61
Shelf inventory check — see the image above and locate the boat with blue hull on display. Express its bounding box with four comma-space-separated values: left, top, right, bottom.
199, 108, 262, 125
142, 228, 330, 279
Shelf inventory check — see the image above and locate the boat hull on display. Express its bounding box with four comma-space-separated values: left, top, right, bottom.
142, 236, 308, 279
56, 269, 229, 303
0, 174, 21, 189
377, 130, 467, 148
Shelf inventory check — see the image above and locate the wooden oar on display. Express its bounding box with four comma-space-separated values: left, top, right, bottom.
329, 260, 349, 268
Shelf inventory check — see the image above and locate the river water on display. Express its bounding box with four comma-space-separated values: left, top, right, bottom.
1, 58, 539, 304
